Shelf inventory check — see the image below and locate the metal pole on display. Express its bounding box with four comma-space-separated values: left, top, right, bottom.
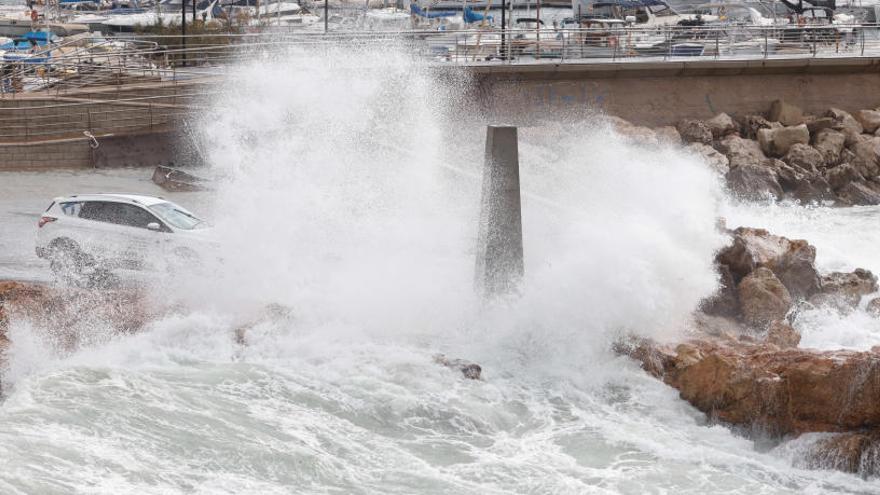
192, 0, 196, 25
324, 0, 328, 32
501, 0, 506, 59
181, 0, 187, 67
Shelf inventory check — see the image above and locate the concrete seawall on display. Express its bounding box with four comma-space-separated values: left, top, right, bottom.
467, 57, 880, 126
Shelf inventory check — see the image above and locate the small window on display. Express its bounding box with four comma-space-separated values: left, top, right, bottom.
59, 202, 82, 217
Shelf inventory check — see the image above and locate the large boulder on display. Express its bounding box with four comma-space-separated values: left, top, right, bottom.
620, 337, 880, 436
791, 175, 836, 205
758, 124, 810, 157
848, 136, 880, 178
654, 125, 682, 145
766, 320, 801, 349
768, 99, 806, 126
803, 432, 880, 477
827, 108, 864, 146
726, 163, 782, 200
716, 134, 767, 168
812, 128, 846, 166
809, 269, 879, 310
608, 116, 660, 146
855, 109, 880, 134
740, 114, 777, 140
805, 116, 836, 135
823, 163, 865, 191
717, 227, 820, 299
837, 181, 880, 206
687, 142, 729, 175
783, 143, 824, 174
706, 113, 737, 139
701, 263, 740, 318
737, 267, 793, 328
677, 119, 713, 144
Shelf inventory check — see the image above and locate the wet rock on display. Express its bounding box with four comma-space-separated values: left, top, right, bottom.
812, 128, 846, 166
716, 135, 767, 168
739, 114, 777, 140
867, 297, 880, 317
805, 117, 836, 135
837, 181, 880, 206
726, 163, 782, 200
769, 99, 805, 126
434, 354, 482, 380
738, 268, 792, 328
620, 336, 880, 436
848, 136, 880, 178
677, 119, 713, 145
766, 320, 800, 349
608, 116, 663, 146
701, 264, 739, 318
823, 163, 865, 191
827, 108, 864, 146
758, 124, 810, 157
717, 227, 820, 300
803, 431, 880, 477
783, 143, 823, 174
810, 269, 879, 310
767, 158, 806, 191
687, 142, 729, 175
653, 125, 682, 145
855, 109, 880, 134
791, 175, 836, 205
706, 113, 737, 139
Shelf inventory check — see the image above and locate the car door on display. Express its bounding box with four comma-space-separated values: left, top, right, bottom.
112, 203, 171, 270
77, 201, 127, 265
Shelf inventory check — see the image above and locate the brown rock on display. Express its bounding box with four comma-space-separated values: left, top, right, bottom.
738, 267, 792, 328
848, 136, 880, 178
726, 163, 782, 201
739, 114, 776, 140
654, 125, 682, 145
687, 142, 729, 175
717, 227, 820, 299
758, 124, 810, 157
769, 99, 805, 126
678, 119, 713, 145
620, 337, 880, 436
805, 117, 836, 135
706, 113, 737, 139
823, 163, 865, 191
701, 263, 740, 318
827, 108, 864, 146
868, 297, 880, 317
812, 128, 846, 167
803, 431, 880, 477
837, 181, 880, 206
766, 320, 801, 349
855, 109, 880, 134
810, 269, 879, 310
791, 176, 836, 205
433, 354, 482, 380
716, 135, 767, 168
783, 143, 823, 174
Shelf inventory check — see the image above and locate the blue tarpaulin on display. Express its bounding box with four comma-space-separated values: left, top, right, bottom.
463, 6, 492, 23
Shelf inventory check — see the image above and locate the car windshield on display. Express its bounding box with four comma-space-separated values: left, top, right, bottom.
149, 202, 205, 230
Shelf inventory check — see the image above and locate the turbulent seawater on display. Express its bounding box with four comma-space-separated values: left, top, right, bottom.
1, 45, 880, 494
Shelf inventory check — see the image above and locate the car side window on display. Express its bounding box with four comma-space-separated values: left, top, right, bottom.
59, 202, 82, 217
116, 204, 162, 229
79, 202, 165, 230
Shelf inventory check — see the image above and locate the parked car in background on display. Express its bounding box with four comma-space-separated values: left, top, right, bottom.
35, 193, 211, 281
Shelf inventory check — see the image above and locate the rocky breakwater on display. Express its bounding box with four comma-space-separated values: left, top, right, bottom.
0, 280, 150, 392
619, 227, 880, 477
610, 100, 880, 205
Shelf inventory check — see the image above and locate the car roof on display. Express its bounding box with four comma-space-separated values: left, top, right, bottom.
56, 193, 168, 206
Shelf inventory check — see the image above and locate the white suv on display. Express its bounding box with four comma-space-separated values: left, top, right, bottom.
36, 193, 211, 279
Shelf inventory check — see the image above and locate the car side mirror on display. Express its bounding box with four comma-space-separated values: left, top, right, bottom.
147, 222, 161, 231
